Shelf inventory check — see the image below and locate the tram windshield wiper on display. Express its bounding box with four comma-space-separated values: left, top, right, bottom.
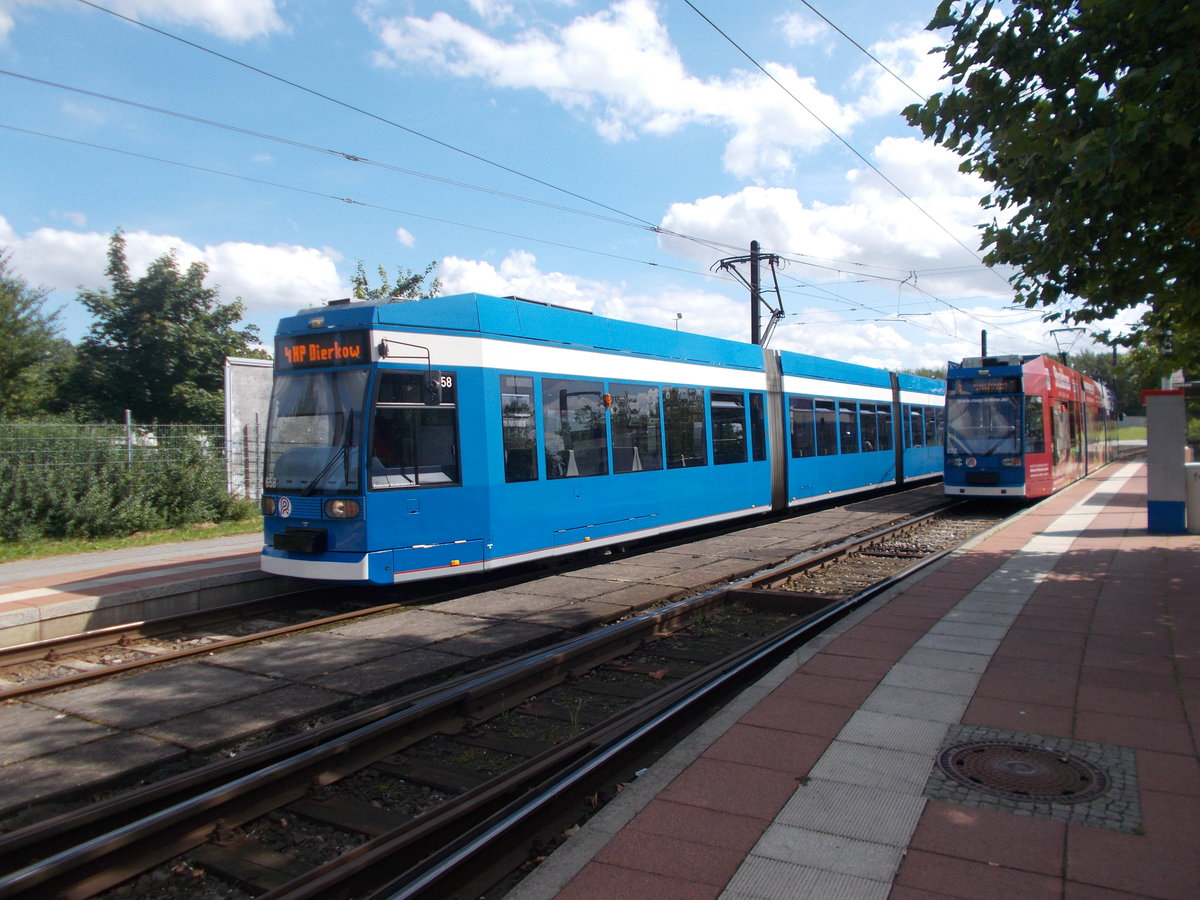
301, 410, 355, 497
982, 426, 1017, 456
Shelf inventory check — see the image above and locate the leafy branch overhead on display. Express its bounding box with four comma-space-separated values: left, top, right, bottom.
69, 229, 266, 423
350, 260, 441, 303
904, 0, 1200, 371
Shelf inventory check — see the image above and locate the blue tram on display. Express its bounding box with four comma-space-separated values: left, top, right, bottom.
944, 354, 1115, 498
259, 293, 944, 584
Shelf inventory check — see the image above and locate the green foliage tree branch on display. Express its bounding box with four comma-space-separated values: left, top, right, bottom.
69, 229, 266, 423
904, 0, 1200, 371
350, 259, 441, 303
0, 251, 74, 420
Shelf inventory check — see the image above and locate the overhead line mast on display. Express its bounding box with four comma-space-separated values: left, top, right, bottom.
715, 241, 785, 346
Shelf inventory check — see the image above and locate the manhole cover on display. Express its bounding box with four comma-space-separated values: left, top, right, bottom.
936, 740, 1109, 803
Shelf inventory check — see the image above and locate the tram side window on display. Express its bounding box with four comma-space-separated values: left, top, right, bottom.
790, 397, 816, 458
750, 392, 767, 461
925, 406, 941, 446
664, 387, 707, 468
371, 370, 460, 489
908, 406, 925, 448
1051, 402, 1071, 463
611, 382, 663, 473
877, 405, 894, 452
815, 399, 838, 455
860, 403, 878, 452
500, 374, 537, 483
1024, 396, 1046, 454
543, 378, 608, 478
711, 392, 748, 465
839, 401, 860, 454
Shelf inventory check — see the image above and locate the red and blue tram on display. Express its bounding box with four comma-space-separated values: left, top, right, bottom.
259, 293, 945, 584
944, 354, 1115, 499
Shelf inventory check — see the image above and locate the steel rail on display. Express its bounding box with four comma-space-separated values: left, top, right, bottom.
0, 502, 967, 898
0, 492, 956, 701
0, 580, 750, 898
278, 541, 960, 900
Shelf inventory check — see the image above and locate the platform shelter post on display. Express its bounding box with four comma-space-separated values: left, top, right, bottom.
1143, 389, 1187, 533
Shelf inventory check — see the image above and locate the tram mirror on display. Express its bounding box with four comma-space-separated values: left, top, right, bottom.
424, 371, 444, 406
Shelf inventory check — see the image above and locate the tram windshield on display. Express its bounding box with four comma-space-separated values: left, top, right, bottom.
946, 395, 1021, 456
263, 369, 368, 494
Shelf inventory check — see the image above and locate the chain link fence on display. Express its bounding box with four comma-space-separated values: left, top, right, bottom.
0, 419, 262, 498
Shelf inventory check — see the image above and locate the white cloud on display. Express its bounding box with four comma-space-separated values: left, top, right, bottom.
440, 250, 605, 311
395, 227, 415, 248
109, 0, 285, 41
0, 216, 345, 330
658, 136, 1006, 297
847, 28, 947, 120
466, 0, 517, 28
0, 0, 285, 42
777, 11, 831, 49
365, 0, 862, 178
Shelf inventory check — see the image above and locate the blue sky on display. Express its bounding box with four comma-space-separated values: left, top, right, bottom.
0, 0, 1116, 369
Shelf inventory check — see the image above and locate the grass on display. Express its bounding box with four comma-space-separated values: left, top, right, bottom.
1114, 424, 1147, 440
0, 515, 262, 564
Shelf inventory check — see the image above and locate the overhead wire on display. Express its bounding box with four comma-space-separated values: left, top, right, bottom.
55, 0, 1049, 352
680, 0, 1014, 289
0, 69, 649, 231
0, 122, 742, 289
796, 1, 926, 102
73, 0, 662, 231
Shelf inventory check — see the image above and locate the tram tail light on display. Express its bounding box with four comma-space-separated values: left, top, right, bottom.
1001, 457, 1022, 467
324, 498, 362, 519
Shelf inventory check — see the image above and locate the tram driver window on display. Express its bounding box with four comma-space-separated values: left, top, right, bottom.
369, 371, 460, 489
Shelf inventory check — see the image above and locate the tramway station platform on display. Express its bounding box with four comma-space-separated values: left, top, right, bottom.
0, 533, 283, 648
509, 459, 1200, 900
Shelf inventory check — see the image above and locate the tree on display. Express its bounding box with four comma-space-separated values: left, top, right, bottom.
350, 259, 441, 303
904, 0, 1200, 372
0, 251, 74, 420
1065, 348, 1158, 416
68, 230, 265, 423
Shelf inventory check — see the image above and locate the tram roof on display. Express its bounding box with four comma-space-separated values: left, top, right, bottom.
277, 292, 943, 393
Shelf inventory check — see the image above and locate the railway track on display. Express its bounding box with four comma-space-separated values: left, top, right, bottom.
0, 487, 953, 701
0, 505, 1004, 899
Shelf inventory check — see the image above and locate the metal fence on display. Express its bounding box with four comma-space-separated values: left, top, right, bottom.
0, 417, 263, 499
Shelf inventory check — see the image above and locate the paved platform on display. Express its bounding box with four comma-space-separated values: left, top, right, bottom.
509, 460, 1200, 900
0, 533, 286, 646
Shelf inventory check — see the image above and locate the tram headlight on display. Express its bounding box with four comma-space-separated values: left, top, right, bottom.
261, 496, 276, 516
1001, 457, 1023, 467
947, 456, 964, 467
324, 498, 361, 519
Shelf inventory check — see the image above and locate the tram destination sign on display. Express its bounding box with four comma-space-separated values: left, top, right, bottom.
949, 375, 1022, 396
276, 330, 371, 370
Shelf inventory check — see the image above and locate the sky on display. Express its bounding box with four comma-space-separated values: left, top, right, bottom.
0, 0, 1121, 370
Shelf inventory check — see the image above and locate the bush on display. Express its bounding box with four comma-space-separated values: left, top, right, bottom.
0, 420, 251, 542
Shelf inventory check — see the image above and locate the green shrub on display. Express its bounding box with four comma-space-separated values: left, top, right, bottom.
0, 420, 251, 542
